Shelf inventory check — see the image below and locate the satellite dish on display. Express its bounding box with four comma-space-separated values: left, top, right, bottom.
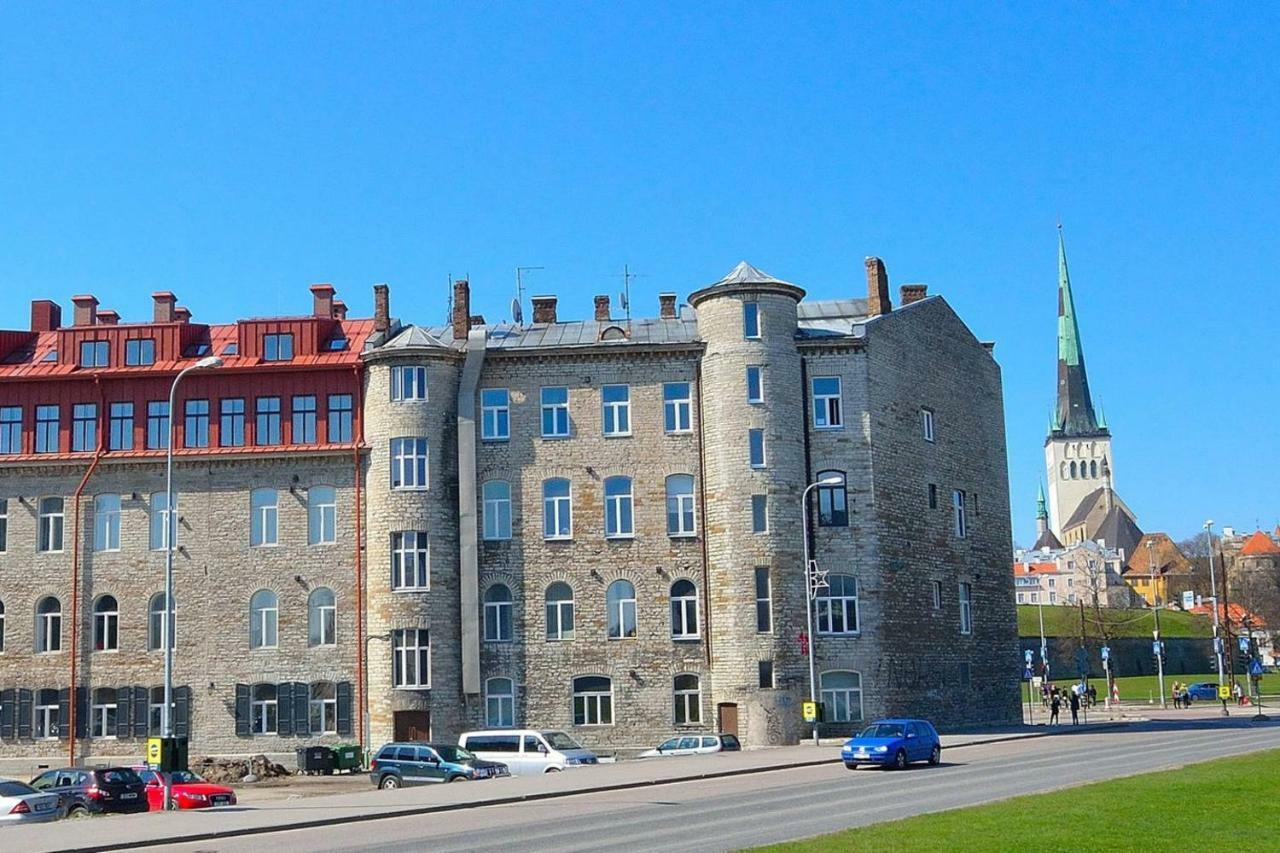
511, 298, 523, 325
619, 291, 629, 310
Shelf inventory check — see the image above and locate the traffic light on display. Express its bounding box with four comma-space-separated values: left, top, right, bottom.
1239, 651, 1252, 670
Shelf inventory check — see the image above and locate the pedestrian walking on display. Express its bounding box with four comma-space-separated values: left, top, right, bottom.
1069, 690, 1080, 725
1233, 682, 1243, 705
1050, 692, 1061, 725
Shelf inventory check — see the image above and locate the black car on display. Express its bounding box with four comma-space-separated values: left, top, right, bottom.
29, 766, 148, 816
370, 742, 510, 788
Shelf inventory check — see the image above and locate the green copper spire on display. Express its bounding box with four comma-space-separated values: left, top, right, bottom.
1054, 226, 1103, 436
1036, 483, 1047, 519
1097, 403, 1107, 430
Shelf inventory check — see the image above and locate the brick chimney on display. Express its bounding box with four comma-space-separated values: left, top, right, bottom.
97, 309, 120, 326
310, 284, 335, 319
865, 257, 891, 317
899, 284, 928, 306
373, 284, 390, 333
153, 291, 177, 323
594, 295, 610, 322
31, 300, 61, 332
449, 279, 472, 340
532, 295, 557, 324
174, 306, 192, 324
71, 295, 99, 327
332, 299, 348, 321
658, 293, 678, 320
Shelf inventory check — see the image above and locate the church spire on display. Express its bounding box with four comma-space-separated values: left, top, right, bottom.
1054, 226, 1104, 436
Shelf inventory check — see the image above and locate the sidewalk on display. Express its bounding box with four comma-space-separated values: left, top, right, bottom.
5, 721, 1131, 853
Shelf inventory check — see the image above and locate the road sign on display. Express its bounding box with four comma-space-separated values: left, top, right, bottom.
1024, 666, 1034, 680
1251, 660, 1264, 678
1217, 685, 1232, 700
147, 737, 163, 767
1152, 641, 1162, 656
1182, 590, 1195, 610
801, 701, 821, 723
1101, 646, 1110, 662
1240, 637, 1251, 653
1025, 649, 1034, 665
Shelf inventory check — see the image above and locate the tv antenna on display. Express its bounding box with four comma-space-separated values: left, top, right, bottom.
620, 264, 645, 325
515, 266, 543, 326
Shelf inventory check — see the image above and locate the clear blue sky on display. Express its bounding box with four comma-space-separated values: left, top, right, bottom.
2, 4, 1276, 544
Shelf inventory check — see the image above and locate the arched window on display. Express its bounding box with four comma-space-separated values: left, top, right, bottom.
35, 596, 61, 653
816, 574, 859, 635
309, 681, 337, 734
665, 474, 696, 537
543, 478, 572, 539
93, 595, 119, 652
308, 486, 336, 545
251, 683, 278, 734
250, 589, 279, 649
1069, 461, 1077, 479
572, 675, 613, 726
546, 582, 575, 641
91, 688, 118, 738
484, 584, 513, 642
817, 471, 848, 527
819, 671, 863, 723
604, 476, 634, 538
1060, 462, 1068, 479
482, 480, 512, 541
673, 674, 701, 725
1090, 460, 1098, 479
606, 579, 636, 639
308, 587, 336, 647
251, 488, 278, 547
670, 579, 699, 639
148, 592, 175, 651
486, 677, 515, 727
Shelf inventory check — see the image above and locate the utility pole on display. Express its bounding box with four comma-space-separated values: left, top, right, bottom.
1148, 540, 1166, 709
1205, 520, 1228, 716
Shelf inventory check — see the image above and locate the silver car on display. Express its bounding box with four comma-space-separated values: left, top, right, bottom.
0, 778, 62, 824
639, 734, 742, 758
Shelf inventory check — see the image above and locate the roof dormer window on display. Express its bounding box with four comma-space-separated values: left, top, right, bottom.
125, 338, 155, 366
79, 340, 109, 368
263, 333, 294, 362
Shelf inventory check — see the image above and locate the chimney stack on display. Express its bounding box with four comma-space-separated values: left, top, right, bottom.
658, 293, 678, 320
97, 309, 120, 326
71, 294, 99, 327
373, 284, 390, 333
310, 283, 336, 319
332, 299, 348, 321
594, 295, 611, 322
31, 300, 61, 332
899, 284, 928, 306
532, 295, 558, 324
865, 257, 891, 317
452, 279, 472, 340
153, 292, 177, 323
174, 306, 192, 324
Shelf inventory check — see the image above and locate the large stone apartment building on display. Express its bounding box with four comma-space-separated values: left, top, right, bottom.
0, 257, 1017, 766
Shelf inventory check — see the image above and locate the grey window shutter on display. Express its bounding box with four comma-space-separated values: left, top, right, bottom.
277, 683, 294, 736
174, 686, 191, 738
336, 681, 353, 736
74, 686, 89, 740
17, 690, 32, 740
234, 684, 250, 737
132, 687, 150, 739
293, 683, 310, 736
0, 689, 15, 739
115, 687, 132, 739
58, 688, 70, 740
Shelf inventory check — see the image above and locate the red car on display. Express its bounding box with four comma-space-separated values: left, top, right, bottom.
134, 768, 237, 810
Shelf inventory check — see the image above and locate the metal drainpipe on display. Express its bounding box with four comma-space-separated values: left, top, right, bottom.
695, 364, 712, 667
352, 364, 365, 753
69, 375, 106, 763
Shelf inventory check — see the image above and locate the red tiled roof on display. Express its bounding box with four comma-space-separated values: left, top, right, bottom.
1013, 562, 1057, 576
1241, 530, 1280, 556
1189, 602, 1267, 630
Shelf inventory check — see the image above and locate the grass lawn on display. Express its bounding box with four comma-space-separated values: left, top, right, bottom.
1018, 604, 1212, 639
1030, 672, 1275, 702
751, 748, 1280, 852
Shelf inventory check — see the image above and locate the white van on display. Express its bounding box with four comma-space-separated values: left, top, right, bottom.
458, 729, 599, 775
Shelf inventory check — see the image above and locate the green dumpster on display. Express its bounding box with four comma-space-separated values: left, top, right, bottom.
333, 743, 362, 773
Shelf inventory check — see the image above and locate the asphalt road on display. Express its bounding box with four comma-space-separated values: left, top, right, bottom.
148, 717, 1280, 853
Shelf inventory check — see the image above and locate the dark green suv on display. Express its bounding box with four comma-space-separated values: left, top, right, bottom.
370, 742, 510, 788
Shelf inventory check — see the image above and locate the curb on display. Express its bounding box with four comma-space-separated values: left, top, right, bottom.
57, 721, 1134, 853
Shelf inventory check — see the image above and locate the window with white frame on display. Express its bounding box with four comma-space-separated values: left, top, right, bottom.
932, 580, 943, 610
743, 302, 760, 339
820, 671, 863, 722
38, 497, 64, 553
392, 628, 430, 688
251, 683, 278, 734
308, 587, 336, 647
250, 488, 277, 547
604, 476, 634, 538
390, 437, 429, 489
249, 589, 279, 649
0, 600, 5, 652
751, 494, 768, 533
484, 584, 513, 642
748, 429, 766, 468
921, 407, 935, 442
34, 689, 59, 739
663, 382, 692, 433
606, 579, 637, 639
148, 686, 164, 735
93, 595, 119, 652
755, 567, 772, 633
390, 365, 428, 402
482, 480, 512, 540
308, 486, 336, 545
151, 492, 180, 551
481, 389, 510, 441
545, 582, 575, 641
817, 471, 847, 527
542, 478, 572, 539
673, 674, 701, 725
94, 494, 120, 551
746, 365, 763, 404
959, 582, 973, 635
148, 592, 175, 651
391, 531, 430, 590
953, 489, 967, 538
601, 385, 631, 436
811, 377, 843, 429
35, 596, 61, 653
91, 688, 118, 738
665, 474, 696, 537
572, 675, 613, 725
309, 682, 337, 734
540, 387, 569, 438
670, 579, 699, 639
486, 677, 515, 727
0, 498, 6, 553
816, 574, 860, 635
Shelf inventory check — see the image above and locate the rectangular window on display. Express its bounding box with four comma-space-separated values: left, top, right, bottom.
150, 492, 177, 551
481, 389, 510, 441
108, 403, 133, 451
953, 490, 967, 538
0, 406, 20, 454
392, 629, 431, 688
541, 387, 570, 438
748, 429, 766, 468
184, 400, 210, 448
292, 395, 317, 444
72, 403, 97, 452
79, 340, 109, 367
755, 567, 772, 633
543, 479, 573, 540
959, 582, 973, 635
746, 365, 763, 404
250, 489, 277, 547
812, 377, 843, 429
663, 382, 692, 433
817, 474, 848, 527
146, 401, 169, 450
391, 531, 430, 590
751, 494, 768, 533
390, 437, 430, 490
220, 398, 246, 447
972, 492, 980, 516
35, 405, 59, 453
921, 408, 935, 442
94, 494, 121, 552
0, 498, 7, 552
328, 394, 353, 443
125, 338, 155, 366
308, 486, 336, 545
601, 384, 631, 436
932, 580, 943, 610
928, 483, 938, 510
39, 497, 65, 552
390, 365, 428, 402
255, 397, 281, 445
263, 333, 294, 361
743, 301, 760, 339
758, 660, 774, 689
483, 482, 512, 541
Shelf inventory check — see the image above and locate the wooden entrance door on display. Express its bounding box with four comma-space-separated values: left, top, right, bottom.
393, 710, 431, 742
717, 703, 739, 737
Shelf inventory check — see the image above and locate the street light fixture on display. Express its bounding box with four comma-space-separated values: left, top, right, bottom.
161, 355, 222, 809
801, 474, 844, 747
1147, 539, 1166, 709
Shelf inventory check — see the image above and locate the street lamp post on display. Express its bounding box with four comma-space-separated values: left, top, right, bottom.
1205, 520, 1228, 717
1148, 540, 1166, 709
161, 356, 221, 810
801, 475, 843, 747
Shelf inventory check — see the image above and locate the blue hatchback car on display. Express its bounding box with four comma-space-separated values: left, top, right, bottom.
841, 719, 941, 770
